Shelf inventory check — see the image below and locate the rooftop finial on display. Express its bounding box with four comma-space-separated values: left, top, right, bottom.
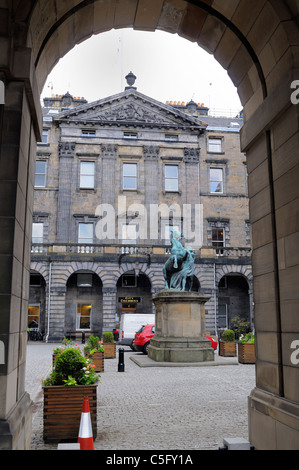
125, 71, 137, 90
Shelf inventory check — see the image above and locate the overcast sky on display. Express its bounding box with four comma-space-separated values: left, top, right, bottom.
41, 28, 241, 115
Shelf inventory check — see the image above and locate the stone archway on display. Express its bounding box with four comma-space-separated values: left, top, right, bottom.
1, 0, 299, 450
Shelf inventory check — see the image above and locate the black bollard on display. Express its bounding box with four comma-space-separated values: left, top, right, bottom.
118, 347, 125, 372
82, 331, 85, 344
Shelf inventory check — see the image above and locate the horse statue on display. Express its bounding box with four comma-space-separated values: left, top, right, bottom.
163, 230, 195, 292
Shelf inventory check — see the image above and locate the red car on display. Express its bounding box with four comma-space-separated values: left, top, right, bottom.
133, 324, 218, 355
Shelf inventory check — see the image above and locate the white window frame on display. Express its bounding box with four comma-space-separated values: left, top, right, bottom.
76, 304, 92, 330
123, 163, 137, 190
210, 168, 224, 194
164, 164, 179, 192
80, 161, 95, 189
81, 129, 96, 137
211, 227, 225, 247
78, 223, 93, 244
208, 137, 222, 153
32, 223, 43, 243
34, 160, 47, 187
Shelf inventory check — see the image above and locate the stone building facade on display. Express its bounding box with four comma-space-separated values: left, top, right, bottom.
29, 75, 252, 342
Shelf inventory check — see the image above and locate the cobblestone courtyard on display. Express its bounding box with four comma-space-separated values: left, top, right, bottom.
26, 342, 256, 450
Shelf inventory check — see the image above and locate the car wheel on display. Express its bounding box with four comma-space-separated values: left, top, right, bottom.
143, 342, 150, 355
130, 341, 135, 351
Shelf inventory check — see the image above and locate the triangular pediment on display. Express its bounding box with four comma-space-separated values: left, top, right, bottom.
54, 90, 206, 130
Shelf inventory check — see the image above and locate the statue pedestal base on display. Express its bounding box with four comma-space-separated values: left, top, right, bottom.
148, 290, 214, 363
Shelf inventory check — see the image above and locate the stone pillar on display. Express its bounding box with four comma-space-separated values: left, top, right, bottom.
148, 289, 214, 362
241, 71, 299, 450
102, 287, 117, 332
0, 76, 41, 448
57, 142, 75, 243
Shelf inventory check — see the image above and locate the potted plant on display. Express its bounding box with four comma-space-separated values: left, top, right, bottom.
84, 335, 105, 372
238, 332, 256, 364
102, 331, 116, 359
42, 347, 99, 443
219, 329, 237, 356
52, 337, 77, 367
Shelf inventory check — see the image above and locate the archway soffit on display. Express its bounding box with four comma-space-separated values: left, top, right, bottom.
33, 0, 267, 100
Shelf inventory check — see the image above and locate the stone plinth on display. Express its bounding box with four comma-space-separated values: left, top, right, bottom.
148, 290, 214, 363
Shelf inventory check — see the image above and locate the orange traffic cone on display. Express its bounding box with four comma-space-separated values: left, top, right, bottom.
78, 396, 94, 450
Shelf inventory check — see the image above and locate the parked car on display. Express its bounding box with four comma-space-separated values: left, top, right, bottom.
132, 324, 218, 355
132, 324, 155, 354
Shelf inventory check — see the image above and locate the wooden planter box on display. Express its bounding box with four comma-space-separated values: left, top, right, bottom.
43, 384, 97, 443
219, 340, 237, 357
104, 342, 116, 359
238, 342, 256, 364
85, 351, 104, 372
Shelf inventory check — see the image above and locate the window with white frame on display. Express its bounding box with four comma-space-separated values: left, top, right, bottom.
212, 228, 225, 247
28, 304, 40, 329
32, 223, 43, 243
123, 163, 137, 190
81, 129, 96, 137
208, 137, 222, 153
123, 131, 137, 139
165, 165, 178, 191
210, 168, 223, 194
34, 161, 47, 187
78, 223, 93, 244
76, 304, 91, 330
80, 161, 95, 189
122, 224, 137, 244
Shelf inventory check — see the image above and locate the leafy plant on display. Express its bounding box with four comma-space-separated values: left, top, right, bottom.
84, 335, 104, 355
102, 331, 114, 343
231, 316, 250, 337
221, 329, 235, 342
239, 332, 255, 344
42, 347, 100, 386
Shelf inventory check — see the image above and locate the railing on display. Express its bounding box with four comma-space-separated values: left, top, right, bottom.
31, 243, 251, 259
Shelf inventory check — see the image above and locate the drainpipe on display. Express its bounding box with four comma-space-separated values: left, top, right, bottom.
214, 263, 217, 336
46, 261, 52, 343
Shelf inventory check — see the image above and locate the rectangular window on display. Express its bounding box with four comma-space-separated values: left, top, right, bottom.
28, 304, 40, 329
210, 168, 223, 193
123, 132, 137, 139
165, 165, 178, 191
81, 129, 96, 137
123, 163, 137, 190
34, 161, 47, 187
212, 228, 224, 247
122, 224, 137, 244
208, 137, 222, 153
76, 304, 91, 330
165, 134, 178, 141
78, 223, 93, 244
41, 129, 49, 144
80, 161, 95, 188
77, 273, 93, 287
122, 274, 137, 287
32, 223, 43, 243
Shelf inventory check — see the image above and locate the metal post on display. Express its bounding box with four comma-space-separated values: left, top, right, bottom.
82, 331, 85, 344
118, 347, 125, 372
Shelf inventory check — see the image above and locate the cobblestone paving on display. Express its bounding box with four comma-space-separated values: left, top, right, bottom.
26, 342, 256, 450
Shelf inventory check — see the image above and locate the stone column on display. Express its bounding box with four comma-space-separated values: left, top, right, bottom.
57, 142, 75, 243
143, 146, 160, 243
0, 76, 41, 448
241, 71, 299, 450
102, 287, 117, 333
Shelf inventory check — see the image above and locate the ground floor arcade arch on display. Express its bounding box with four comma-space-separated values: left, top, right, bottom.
1, 0, 299, 450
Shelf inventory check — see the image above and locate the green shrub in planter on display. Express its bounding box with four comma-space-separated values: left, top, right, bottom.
222, 329, 235, 342
102, 331, 114, 343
